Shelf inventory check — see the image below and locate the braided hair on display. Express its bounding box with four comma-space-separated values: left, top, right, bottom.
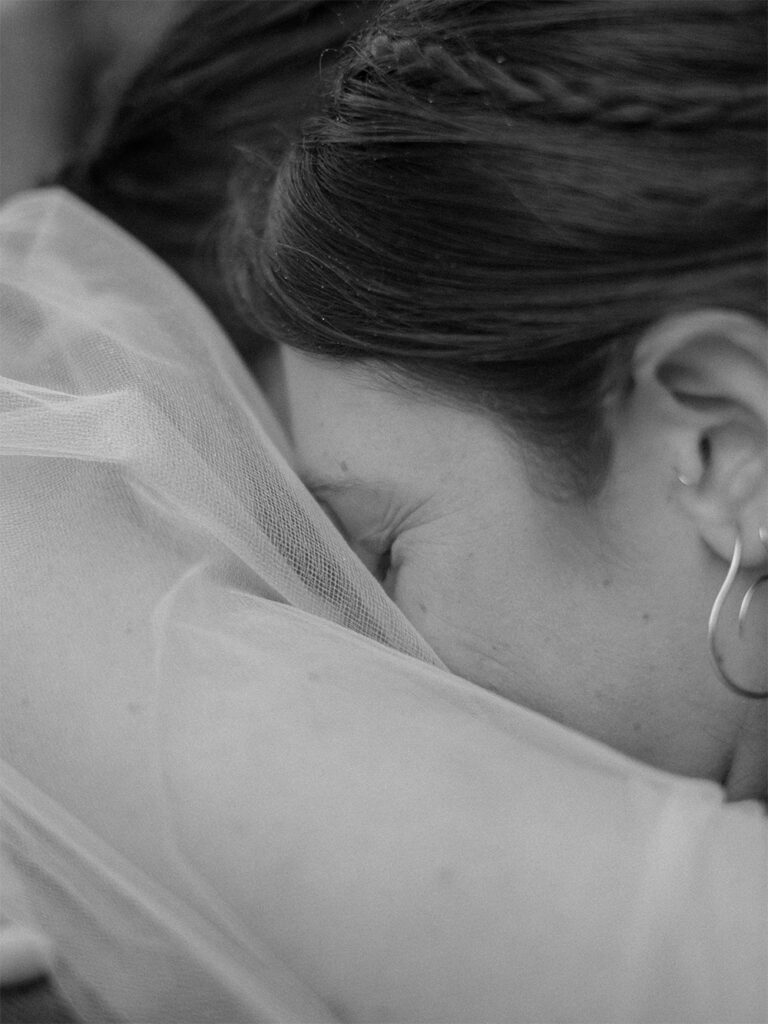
360, 30, 764, 129
233, 0, 766, 495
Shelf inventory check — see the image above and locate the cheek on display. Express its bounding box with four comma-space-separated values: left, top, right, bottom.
389, 536, 504, 680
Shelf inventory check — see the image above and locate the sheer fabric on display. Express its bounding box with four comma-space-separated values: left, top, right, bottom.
1, 189, 765, 1023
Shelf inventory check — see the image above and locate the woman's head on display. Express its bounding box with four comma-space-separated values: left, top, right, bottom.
57, 0, 376, 360
233, 0, 767, 792
244, 0, 765, 494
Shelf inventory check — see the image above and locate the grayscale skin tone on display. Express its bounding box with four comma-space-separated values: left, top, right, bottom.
277, 309, 767, 800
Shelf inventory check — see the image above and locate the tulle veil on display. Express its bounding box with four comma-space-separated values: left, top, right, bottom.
1, 189, 765, 1022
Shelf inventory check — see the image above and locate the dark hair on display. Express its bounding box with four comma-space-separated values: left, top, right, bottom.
56, 0, 376, 359
235, 0, 766, 495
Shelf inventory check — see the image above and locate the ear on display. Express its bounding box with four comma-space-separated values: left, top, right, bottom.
631, 309, 767, 567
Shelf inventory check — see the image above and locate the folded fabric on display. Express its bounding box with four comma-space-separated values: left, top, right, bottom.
1, 189, 765, 1023
0, 923, 54, 987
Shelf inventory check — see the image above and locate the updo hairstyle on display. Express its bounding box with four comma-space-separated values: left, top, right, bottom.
235, 0, 766, 495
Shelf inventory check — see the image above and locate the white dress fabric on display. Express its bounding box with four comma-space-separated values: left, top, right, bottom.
0, 188, 765, 1023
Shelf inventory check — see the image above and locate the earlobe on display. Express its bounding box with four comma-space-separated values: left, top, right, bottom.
632, 309, 767, 566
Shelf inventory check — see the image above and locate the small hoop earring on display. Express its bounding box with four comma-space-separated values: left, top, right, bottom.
708, 528, 768, 700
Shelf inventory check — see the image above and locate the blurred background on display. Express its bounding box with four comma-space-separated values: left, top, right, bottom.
0, 0, 192, 201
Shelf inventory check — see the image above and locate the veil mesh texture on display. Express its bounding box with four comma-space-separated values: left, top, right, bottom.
1, 190, 765, 1024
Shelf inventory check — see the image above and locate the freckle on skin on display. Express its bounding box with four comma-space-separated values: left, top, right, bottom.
642, 612, 651, 622
418, 601, 427, 614
340, 460, 349, 473
127, 702, 141, 715
602, 577, 611, 587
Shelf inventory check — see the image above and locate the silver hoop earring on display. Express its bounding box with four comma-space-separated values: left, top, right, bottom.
708, 528, 768, 700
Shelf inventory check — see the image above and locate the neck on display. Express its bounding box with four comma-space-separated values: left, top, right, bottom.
724, 708, 767, 803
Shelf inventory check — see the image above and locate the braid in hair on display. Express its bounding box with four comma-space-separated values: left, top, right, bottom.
353, 31, 765, 130
239, 0, 766, 496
